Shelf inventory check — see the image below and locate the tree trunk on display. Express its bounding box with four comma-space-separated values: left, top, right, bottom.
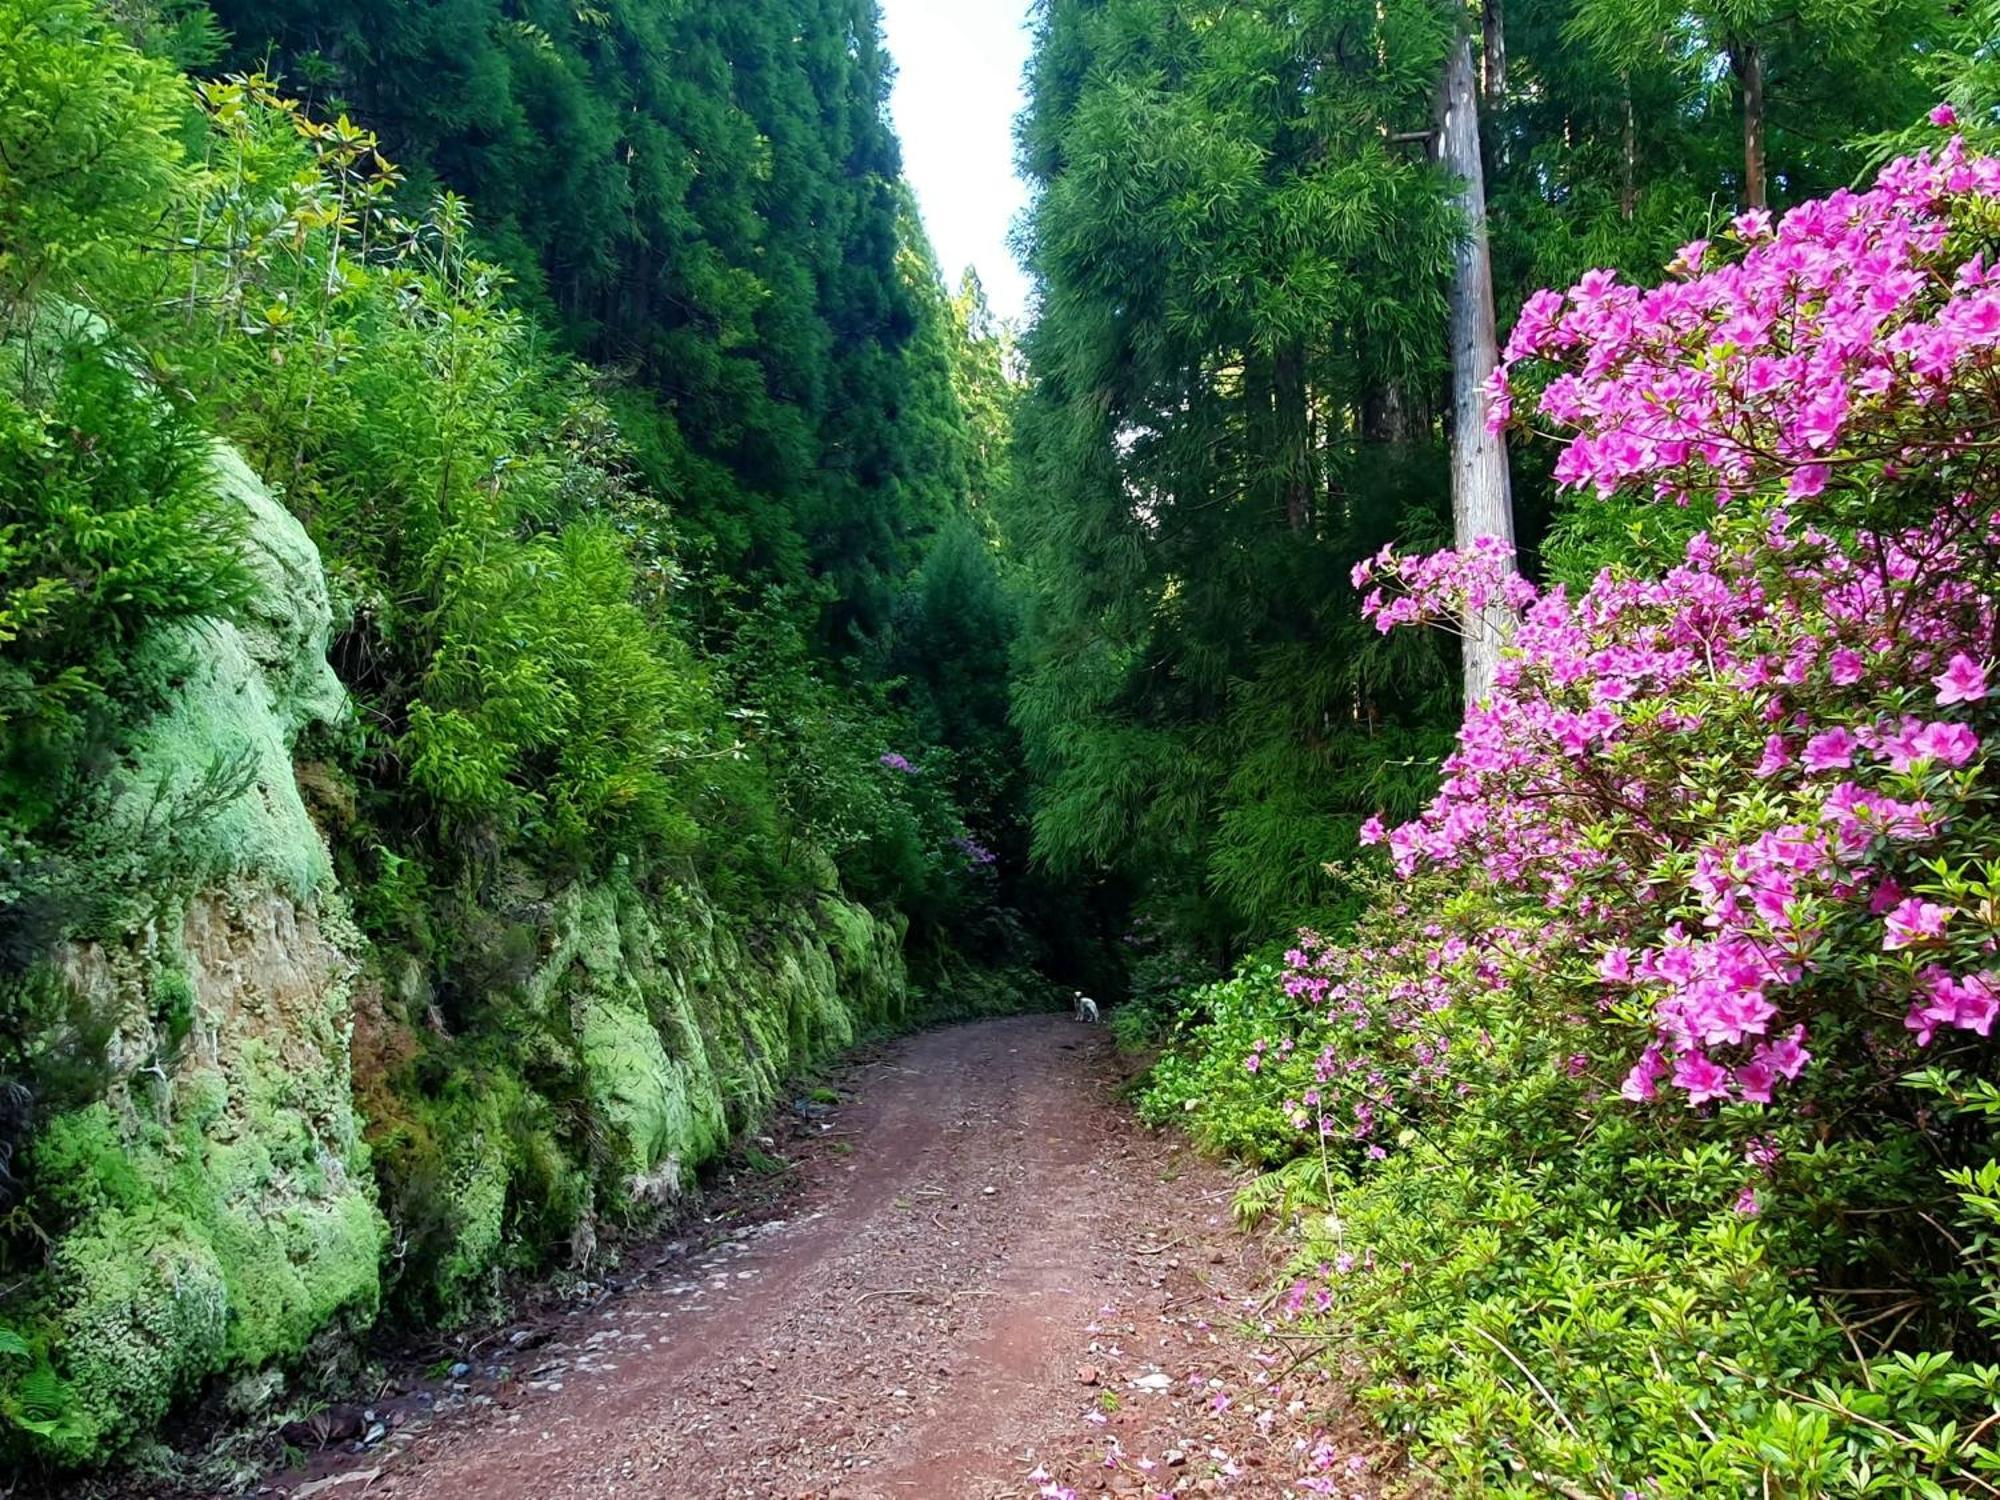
1482, 0, 1506, 100
1438, 32, 1516, 708
1362, 382, 1421, 446
1275, 341, 1312, 532
1735, 40, 1766, 209
1621, 77, 1636, 220
1245, 344, 1278, 519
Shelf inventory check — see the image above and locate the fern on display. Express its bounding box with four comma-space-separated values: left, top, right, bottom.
1235, 1153, 1338, 1230
10, 1364, 72, 1437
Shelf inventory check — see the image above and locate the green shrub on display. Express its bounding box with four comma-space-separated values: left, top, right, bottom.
1135, 962, 1317, 1164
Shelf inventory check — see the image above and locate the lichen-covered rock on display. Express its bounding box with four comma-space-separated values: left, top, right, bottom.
384, 871, 912, 1318
99, 445, 347, 899
48, 1207, 229, 1453
529, 872, 910, 1195
8, 450, 382, 1464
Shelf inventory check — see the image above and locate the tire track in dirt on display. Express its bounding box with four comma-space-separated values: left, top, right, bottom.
254, 1016, 1393, 1500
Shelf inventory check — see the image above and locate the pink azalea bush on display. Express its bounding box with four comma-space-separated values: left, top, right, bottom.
1355, 507, 1997, 1111
1357, 132, 2000, 1111
1156, 132, 2000, 1494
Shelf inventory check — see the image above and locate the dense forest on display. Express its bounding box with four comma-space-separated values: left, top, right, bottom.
5, 0, 2000, 1492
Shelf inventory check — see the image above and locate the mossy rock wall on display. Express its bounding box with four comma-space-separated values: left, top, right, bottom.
2, 445, 915, 1465
385, 871, 911, 1319
4, 454, 382, 1463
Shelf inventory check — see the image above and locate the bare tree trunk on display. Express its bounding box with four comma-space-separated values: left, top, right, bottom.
1438, 32, 1516, 708
1246, 344, 1278, 520
1276, 341, 1312, 532
1482, 0, 1506, 99
1621, 77, 1636, 220
1362, 382, 1421, 446
1735, 40, 1766, 209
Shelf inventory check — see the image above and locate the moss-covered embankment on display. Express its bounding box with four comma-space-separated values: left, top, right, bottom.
0, 449, 916, 1465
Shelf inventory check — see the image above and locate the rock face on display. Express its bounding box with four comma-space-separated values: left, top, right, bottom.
25, 448, 381, 1460
7, 447, 909, 1463
369, 872, 910, 1324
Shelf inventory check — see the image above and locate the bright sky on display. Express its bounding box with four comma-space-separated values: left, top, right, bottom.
879, 0, 1037, 325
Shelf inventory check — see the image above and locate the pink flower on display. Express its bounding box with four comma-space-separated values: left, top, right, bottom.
1802, 726, 1859, 771
1672, 1050, 1732, 1105
1621, 1045, 1665, 1102
1670, 239, 1711, 276
1829, 648, 1866, 685
1787, 464, 1830, 500
1358, 814, 1387, 846
1598, 946, 1633, 983
1734, 1059, 1777, 1103
1933, 102, 1960, 128
1733, 1186, 1762, 1217
1908, 721, 1980, 768
1733, 207, 1774, 240
1907, 998, 1944, 1046
1957, 974, 2000, 1036
1934, 652, 1989, 705
1756, 1026, 1812, 1081
1883, 898, 1951, 950
1909, 968, 2000, 1043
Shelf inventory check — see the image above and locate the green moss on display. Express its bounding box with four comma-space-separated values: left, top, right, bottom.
437, 1112, 510, 1308
94, 448, 346, 904
8, 444, 386, 1464
21, 1014, 384, 1461
47, 1209, 228, 1462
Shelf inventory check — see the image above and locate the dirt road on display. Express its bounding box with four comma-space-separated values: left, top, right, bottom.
265, 1016, 1387, 1500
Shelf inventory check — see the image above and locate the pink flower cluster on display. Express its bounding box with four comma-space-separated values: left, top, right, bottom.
1353, 535, 1537, 635
1349, 144, 2000, 1109
1493, 137, 2000, 509
1264, 919, 1513, 1149
1362, 509, 1997, 1105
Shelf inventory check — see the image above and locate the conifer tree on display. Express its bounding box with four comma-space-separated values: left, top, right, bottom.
1012, 0, 1463, 959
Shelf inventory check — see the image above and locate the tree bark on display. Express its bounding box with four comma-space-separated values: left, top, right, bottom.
1621, 77, 1636, 220
1245, 344, 1277, 521
1275, 341, 1312, 532
1438, 32, 1516, 708
1361, 381, 1421, 446
1482, 0, 1506, 100
1735, 40, 1766, 209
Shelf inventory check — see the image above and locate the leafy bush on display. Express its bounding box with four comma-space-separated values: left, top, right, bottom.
1135, 960, 1321, 1164
0, 337, 252, 891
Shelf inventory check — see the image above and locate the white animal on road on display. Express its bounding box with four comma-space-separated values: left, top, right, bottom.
1073, 991, 1100, 1024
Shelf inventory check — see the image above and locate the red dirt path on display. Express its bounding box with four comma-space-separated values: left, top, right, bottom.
259, 1016, 1390, 1500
